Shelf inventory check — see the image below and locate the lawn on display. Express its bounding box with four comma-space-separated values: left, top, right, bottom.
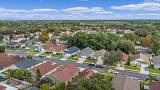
67, 55, 79, 62
83, 58, 96, 64
125, 65, 140, 72
148, 67, 160, 75
52, 54, 63, 59
27, 50, 39, 55
41, 52, 52, 57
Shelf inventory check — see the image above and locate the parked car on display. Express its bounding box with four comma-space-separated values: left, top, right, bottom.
111, 70, 119, 74
88, 64, 95, 67
95, 64, 105, 68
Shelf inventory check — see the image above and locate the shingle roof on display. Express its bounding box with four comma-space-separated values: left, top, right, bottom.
0, 54, 24, 68
133, 52, 152, 64
14, 60, 40, 69
20, 40, 28, 44
152, 55, 160, 66
32, 61, 59, 76
0, 85, 6, 90
149, 82, 160, 90
43, 43, 66, 53
112, 75, 140, 90
77, 47, 94, 57
52, 64, 80, 82
64, 46, 80, 54
8, 42, 18, 47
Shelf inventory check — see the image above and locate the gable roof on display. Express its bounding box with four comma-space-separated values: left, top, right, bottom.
43, 43, 66, 53
19, 39, 28, 44
133, 52, 152, 64
8, 42, 19, 47
0, 85, 6, 90
14, 60, 40, 69
112, 75, 140, 90
77, 47, 94, 57
32, 61, 59, 76
0, 54, 24, 68
64, 46, 80, 54
149, 82, 160, 90
90, 49, 107, 59
152, 55, 160, 66
82, 68, 93, 78
52, 64, 80, 82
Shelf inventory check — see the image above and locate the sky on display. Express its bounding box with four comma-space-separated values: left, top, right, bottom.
0, 0, 160, 20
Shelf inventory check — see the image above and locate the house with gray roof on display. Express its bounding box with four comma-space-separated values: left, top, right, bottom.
64, 46, 80, 57
8, 41, 20, 48
11, 60, 40, 70
76, 47, 94, 58
152, 55, 160, 68
112, 75, 140, 90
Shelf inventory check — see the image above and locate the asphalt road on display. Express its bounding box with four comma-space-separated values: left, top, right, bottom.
32, 56, 160, 80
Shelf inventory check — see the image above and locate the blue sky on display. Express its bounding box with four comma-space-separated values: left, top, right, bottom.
0, 0, 160, 20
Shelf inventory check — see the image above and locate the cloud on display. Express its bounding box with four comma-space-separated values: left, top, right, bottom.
136, 13, 160, 16
62, 7, 113, 14
0, 7, 59, 13
111, 2, 160, 11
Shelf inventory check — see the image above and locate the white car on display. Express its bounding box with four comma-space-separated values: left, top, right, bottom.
111, 70, 119, 74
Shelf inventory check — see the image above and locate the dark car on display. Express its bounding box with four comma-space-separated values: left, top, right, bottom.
95, 64, 105, 68
88, 64, 95, 67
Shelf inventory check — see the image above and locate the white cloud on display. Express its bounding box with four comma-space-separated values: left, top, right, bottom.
0, 7, 59, 13
136, 13, 160, 16
62, 7, 113, 14
111, 2, 160, 11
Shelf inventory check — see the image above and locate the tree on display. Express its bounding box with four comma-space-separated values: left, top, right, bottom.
55, 83, 66, 90
142, 35, 152, 47
50, 35, 57, 44
40, 83, 50, 90
0, 34, 4, 41
152, 40, 160, 55
35, 69, 42, 81
0, 46, 5, 53
124, 33, 137, 42
103, 50, 122, 65
135, 29, 150, 37
66, 73, 113, 90
117, 40, 135, 53
39, 30, 49, 42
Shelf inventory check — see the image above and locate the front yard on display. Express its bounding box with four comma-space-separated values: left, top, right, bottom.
148, 67, 160, 75
67, 55, 79, 62
83, 58, 96, 64
125, 65, 140, 72
52, 54, 63, 59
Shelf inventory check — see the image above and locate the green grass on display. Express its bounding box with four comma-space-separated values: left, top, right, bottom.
67, 55, 79, 62
52, 54, 63, 59
27, 50, 39, 55
148, 67, 160, 75
125, 65, 140, 72
83, 58, 95, 64
41, 52, 52, 57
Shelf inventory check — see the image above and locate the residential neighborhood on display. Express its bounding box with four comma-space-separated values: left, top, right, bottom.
0, 0, 160, 90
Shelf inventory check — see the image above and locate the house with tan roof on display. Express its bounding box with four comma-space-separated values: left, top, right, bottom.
49, 64, 80, 85
42, 43, 66, 54
0, 54, 24, 70
112, 75, 140, 90
31, 61, 59, 78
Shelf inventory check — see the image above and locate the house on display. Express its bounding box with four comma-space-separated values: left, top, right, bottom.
90, 49, 107, 60
81, 68, 93, 79
0, 84, 6, 90
19, 39, 28, 48
76, 47, 94, 58
24, 86, 39, 90
42, 43, 66, 54
0, 83, 18, 90
152, 55, 160, 68
7, 79, 22, 87
0, 54, 24, 69
31, 38, 40, 44
64, 46, 80, 57
8, 42, 20, 48
131, 52, 152, 66
11, 34, 26, 42
11, 60, 40, 70
49, 64, 80, 85
112, 75, 140, 90
135, 46, 153, 53
31, 61, 59, 78
149, 82, 160, 90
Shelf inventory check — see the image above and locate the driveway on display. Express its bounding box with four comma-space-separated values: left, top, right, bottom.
76, 58, 86, 63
